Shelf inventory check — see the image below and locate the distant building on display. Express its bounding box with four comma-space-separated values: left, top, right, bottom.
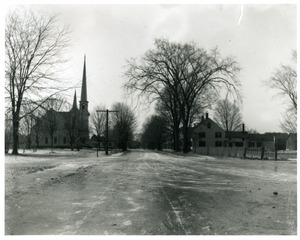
90, 134, 114, 149
225, 125, 248, 148
191, 113, 290, 155
31, 56, 90, 149
286, 133, 297, 150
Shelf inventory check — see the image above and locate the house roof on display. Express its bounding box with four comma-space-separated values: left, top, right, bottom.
248, 133, 289, 142
192, 117, 224, 132
90, 134, 99, 141
287, 133, 297, 139
225, 131, 248, 139
248, 133, 270, 141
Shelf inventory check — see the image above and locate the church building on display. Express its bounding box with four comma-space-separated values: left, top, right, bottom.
32, 56, 90, 149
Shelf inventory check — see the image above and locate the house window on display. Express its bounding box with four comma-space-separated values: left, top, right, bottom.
207, 122, 211, 129
54, 137, 57, 144
215, 141, 222, 147
248, 142, 255, 148
229, 142, 233, 147
199, 132, 205, 138
235, 142, 243, 147
215, 132, 222, 138
63, 137, 67, 144
45, 137, 48, 144
199, 141, 206, 147
257, 142, 262, 148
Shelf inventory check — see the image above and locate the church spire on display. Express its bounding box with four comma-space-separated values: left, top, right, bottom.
72, 90, 78, 109
79, 55, 89, 111
81, 55, 87, 102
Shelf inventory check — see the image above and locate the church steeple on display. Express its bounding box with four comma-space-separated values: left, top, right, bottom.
79, 55, 88, 111
72, 90, 78, 110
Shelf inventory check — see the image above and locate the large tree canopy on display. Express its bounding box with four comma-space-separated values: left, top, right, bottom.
124, 39, 241, 153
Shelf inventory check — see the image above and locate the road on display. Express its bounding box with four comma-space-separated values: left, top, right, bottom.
5, 149, 297, 235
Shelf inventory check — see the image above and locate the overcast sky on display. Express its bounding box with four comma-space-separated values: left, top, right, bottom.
6, 3, 297, 133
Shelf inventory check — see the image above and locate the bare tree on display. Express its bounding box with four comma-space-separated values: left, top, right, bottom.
213, 98, 243, 131
111, 102, 137, 151
155, 87, 182, 151
280, 110, 297, 133
18, 101, 43, 150
189, 91, 217, 126
90, 104, 107, 137
141, 115, 167, 150
266, 50, 297, 133
19, 114, 34, 150
41, 97, 68, 152
124, 39, 241, 153
5, 7, 70, 155
89, 104, 107, 149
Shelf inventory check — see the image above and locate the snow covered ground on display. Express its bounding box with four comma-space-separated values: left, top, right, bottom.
5, 149, 297, 235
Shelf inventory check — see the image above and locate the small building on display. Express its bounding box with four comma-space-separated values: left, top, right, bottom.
90, 134, 114, 150
286, 133, 297, 150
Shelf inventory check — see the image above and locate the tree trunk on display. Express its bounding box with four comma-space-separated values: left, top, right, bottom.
182, 122, 189, 154
36, 135, 39, 149
5, 140, 10, 154
243, 147, 247, 158
122, 141, 127, 152
172, 121, 181, 152
70, 136, 74, 151
27, 135, 31, 149
51, 135, 54, 153
12, 116, 19, 155
261, 146, 265, 160
173, 130, 180, 152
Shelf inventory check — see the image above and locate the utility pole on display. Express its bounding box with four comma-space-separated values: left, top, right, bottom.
274, 135, 277, 161
96, 109, 118, 155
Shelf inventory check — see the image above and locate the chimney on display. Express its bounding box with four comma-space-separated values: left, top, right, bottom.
201, 116, 204, 122
242, 124, 245, 132
206, 113, 208, 120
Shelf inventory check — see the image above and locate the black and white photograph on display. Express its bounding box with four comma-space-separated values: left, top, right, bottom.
2, 0, 298, 237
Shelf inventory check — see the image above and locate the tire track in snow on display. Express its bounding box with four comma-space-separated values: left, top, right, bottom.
139, 152, 188, 235
70, 156, 132, 234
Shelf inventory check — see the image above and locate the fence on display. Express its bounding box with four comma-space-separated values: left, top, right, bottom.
193, 147, 296, 160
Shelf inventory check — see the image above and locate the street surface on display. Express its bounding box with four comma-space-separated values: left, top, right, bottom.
5, 149, 297, 235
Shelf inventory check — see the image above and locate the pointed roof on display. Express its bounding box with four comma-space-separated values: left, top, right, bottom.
80, 55, 87, 102
72, 90, 78, 109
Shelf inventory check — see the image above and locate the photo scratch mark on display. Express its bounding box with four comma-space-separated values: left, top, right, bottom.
238, 5, 244, 27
